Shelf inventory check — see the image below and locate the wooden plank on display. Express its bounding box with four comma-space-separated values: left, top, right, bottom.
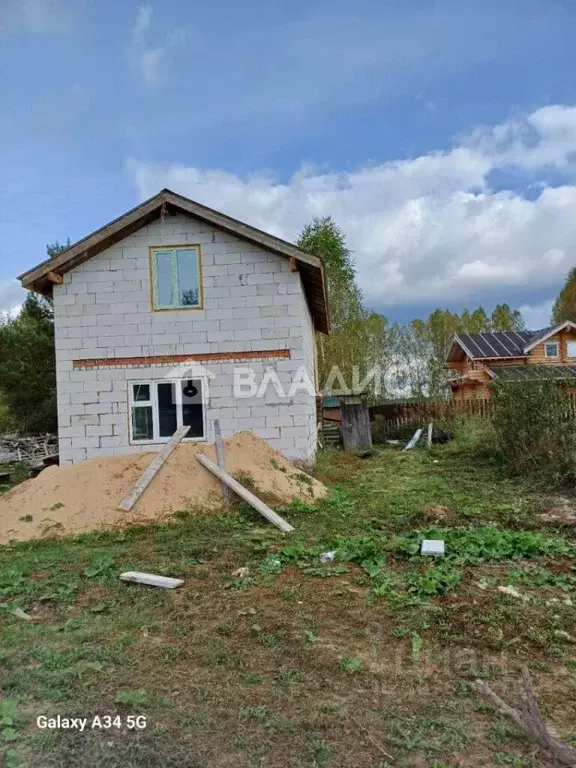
118, 426, 189, 511
427, 422, 433, 447
402, 428, 422, 451
120, 572, 184, 589
213, 419, 231, 500
340, 399, 372, 452
195, 453, 294, 533
46, 271, 64, 285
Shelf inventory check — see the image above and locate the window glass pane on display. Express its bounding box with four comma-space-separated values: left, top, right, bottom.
176, 249, 200, 306
155, 251, 175, 307
545, 343, 558, 356
182, 379, 204, 438
157, 382, 178, 437
133, 384, 150, 402
132, 406, 153, 441
568, 341, 576, 357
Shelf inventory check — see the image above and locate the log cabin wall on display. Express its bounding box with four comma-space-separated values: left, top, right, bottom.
452, 371, 491, 400
529, 329, 576, 364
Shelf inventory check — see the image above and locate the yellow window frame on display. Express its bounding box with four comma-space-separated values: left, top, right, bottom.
149, 245, 204, 311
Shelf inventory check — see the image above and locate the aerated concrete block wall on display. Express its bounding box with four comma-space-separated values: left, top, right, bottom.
300, 296, 318, 459
52, 213, 318, 465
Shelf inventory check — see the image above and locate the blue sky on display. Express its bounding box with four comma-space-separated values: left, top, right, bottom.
2, 0, 576, 326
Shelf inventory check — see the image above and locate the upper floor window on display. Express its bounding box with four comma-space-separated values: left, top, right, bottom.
568, 341, 576, 358
544, 342, 559, 358
150, 246, 202, 310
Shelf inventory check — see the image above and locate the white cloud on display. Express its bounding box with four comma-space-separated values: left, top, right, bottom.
468, 105, 576, 173
0, 281, 26, 316
520, 300, 554, 330
128, 104, 576, 311
128, 4, 184, 88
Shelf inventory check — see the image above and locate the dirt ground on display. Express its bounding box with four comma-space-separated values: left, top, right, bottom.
0, 432, 327, 543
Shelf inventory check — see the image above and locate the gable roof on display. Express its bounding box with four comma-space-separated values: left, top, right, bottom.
522, 321, 576, 352
19, 188, 329, 334
448, 322, 576, 362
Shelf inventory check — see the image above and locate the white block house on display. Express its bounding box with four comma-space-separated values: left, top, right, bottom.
19, 189, 329, 465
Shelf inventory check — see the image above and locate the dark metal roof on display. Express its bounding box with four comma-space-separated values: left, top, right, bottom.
456, 331, 533, 359
449, 322, 576, 362
523, 326, 556, 349
489, 365, 576, 381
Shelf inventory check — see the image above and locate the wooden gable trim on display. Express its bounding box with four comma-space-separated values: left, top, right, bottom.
446, 335, 477, 363
523, 321, 576, 353
18, 189, 330, 334
19, 196, 163, 290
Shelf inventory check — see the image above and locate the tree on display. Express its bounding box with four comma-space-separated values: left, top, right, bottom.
46, 239, 70, 259
490, 303, 525, 332
298, 217, 391, 396
460, 306, 490, 334
552, 266, 576, 324
388, 321, 431, 398
343, 311, 392, 396
0, 293, 56, 433
423, 310, 462, 396
297, 217, 363, 331
390, 303, 526, 399
297, 217, 529, 400
0, 240, 66, 434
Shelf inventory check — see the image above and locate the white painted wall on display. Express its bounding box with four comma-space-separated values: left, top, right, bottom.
53, 213, 318, 464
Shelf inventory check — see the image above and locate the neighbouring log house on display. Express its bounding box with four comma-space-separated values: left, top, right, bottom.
446, 321, 576, 400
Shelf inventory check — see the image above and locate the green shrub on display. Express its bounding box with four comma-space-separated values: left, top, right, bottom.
452, 413, 498, 454
491, 380, 576, 484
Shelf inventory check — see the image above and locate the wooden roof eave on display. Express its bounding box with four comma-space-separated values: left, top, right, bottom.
19, 190, 330, 333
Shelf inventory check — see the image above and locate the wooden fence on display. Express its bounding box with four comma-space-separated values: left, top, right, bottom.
369, 393, 576, 436
369, 399, 493, 435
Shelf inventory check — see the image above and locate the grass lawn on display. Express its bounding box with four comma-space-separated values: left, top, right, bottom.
0, 444, 575, 767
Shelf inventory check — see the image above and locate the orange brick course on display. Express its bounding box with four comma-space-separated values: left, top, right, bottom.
73, 349, 291, 370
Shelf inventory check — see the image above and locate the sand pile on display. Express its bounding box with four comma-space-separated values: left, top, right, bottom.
0, 432, 327, 544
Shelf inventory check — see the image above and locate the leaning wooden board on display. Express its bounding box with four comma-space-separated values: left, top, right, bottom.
213, 419, 231, 500
195, 453, 294, 533
403, 428, 422, 452
118, 426, 189, 512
